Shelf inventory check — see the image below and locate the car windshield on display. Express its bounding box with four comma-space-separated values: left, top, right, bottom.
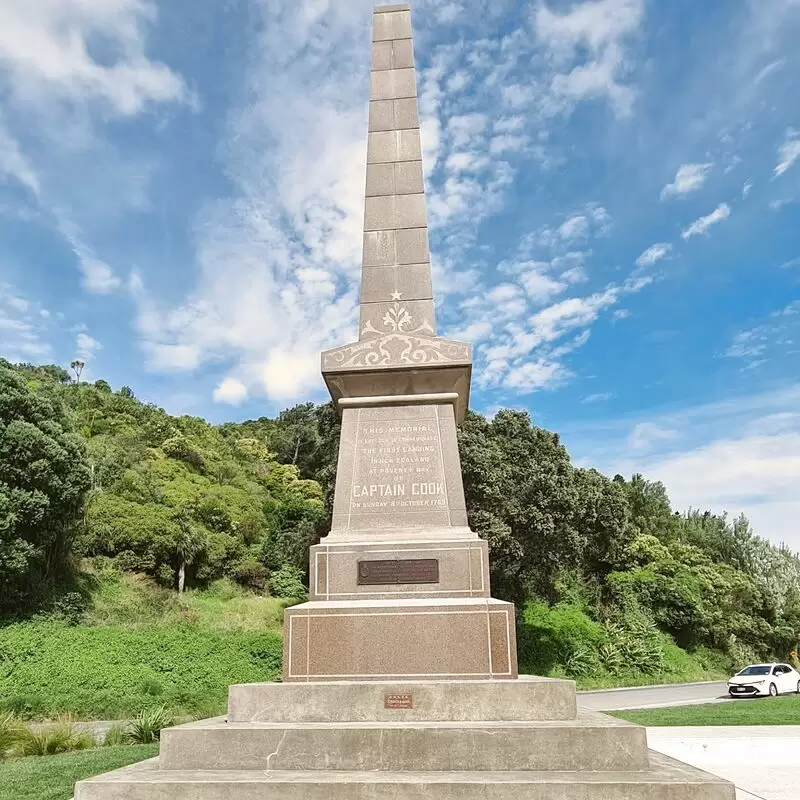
737, 665, 771, 676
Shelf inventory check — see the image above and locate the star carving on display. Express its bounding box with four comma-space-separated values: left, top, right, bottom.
390, 290, 403, 300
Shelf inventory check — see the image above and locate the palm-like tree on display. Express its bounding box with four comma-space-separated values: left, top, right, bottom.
173, 517, 206, 594
70, 360, 85, 384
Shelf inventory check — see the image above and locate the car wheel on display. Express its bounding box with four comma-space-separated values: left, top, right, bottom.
769, 683, 778, 697
796, 680, 800, 695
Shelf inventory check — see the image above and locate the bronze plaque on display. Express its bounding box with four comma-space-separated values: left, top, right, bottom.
357, 558, 439, 586
385, 693, 413, 709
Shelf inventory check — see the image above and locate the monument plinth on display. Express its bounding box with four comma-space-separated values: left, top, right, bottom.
75, 6, 735, 799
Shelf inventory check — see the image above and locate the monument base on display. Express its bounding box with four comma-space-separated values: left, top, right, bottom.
282, 597, 517, 681
75, 677, 736, 800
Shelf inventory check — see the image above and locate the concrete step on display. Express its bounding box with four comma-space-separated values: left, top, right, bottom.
227, 675, 577, 722
159, 711, 648, 772
74, 751, 735, 800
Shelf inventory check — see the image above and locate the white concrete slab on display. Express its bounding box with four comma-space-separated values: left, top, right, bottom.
647, 726, 800, 800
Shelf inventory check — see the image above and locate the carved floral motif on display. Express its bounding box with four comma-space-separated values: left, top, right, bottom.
361, 300, 435, 338
323, 333, 471, 370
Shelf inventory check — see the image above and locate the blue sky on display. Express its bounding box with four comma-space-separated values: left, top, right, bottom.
1, 0, 799, 548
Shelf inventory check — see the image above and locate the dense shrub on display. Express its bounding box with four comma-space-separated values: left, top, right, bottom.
517, 602, 606, 675
268, 565, 308, 601
125, 705, 174, 744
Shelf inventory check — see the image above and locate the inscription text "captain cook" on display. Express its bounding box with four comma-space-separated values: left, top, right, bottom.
353, 482, 444, 497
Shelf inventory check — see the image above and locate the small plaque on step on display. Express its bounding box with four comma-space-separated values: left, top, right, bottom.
385, 693, 413, 709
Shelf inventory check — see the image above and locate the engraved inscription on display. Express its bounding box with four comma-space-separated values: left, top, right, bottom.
358, 558, 439, 585
350, 411, 447, 518
385, 693, 413, 709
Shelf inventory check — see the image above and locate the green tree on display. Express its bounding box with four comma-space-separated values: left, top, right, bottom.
0, 364, 91, 612
459, 410, 581, 604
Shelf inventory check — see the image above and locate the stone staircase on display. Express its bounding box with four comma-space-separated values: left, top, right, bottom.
74, 677, 735, 799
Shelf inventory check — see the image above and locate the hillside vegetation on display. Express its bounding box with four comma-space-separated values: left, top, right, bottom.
2, 358, 799, 714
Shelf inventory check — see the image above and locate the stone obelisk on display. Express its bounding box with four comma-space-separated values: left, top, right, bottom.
282, 2, 517, 682
74, 7, 736, 798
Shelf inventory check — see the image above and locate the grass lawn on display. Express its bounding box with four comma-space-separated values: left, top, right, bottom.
0, 575, 286, 720
611, 693, 800, 726
0, 744, 158, 800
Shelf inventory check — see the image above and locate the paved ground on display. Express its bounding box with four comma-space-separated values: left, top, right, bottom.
647, 726, 800, 800
578, 681, 730, 710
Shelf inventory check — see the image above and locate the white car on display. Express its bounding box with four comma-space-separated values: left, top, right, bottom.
727, 662, 800, 697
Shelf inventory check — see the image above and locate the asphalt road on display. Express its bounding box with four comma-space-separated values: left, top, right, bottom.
578, 681, 730, 711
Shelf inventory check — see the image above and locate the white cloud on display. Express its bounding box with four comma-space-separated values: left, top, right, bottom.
502, 84, 534, 108
558, 214, 590, 241
566, 386, 800, 549
0, 124, 39, 195
437, 2, 463, 24
0, 0, 190, 298
263, 350, 319, 400
582, 392, 612, 403
0, 285, 52, 361
628, 421, 678, 451
724, 301, 800, 367
660, 163, 712, 199
474, 277, 646, 393
635, 242, 671, 267
0, 0, 188, 116
130, 3, 375, 401
445, 319, 492, 343
504, 359, 569, 391
681, 203, 731, 239
75, 332, 102, 361
527, 204, 610, 251
535, 0, 644, 117
58, 220, 121, 294
742, 179, 753, 198
213, 377, 248, 405
518, 267, 567, 305
127, 1, 647, 406
774, 130, 800, 177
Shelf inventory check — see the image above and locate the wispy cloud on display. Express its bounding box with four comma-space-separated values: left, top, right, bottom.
0, 284, 52, 362
0, 0, 190, 296
58, 220, 122, 294
75, 331, 102, 362
660, 162, 712, 199
681, 203, 731, 239
0, 123, 39, 196
582, 391, 612, 403
774, 129, 800, 177
628, 421, 678, 451
724, 301, 800, 368
635, 242, 671, 268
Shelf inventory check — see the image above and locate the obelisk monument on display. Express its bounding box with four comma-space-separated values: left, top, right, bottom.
74, 7, 736, 798
282, 2, 517, 682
